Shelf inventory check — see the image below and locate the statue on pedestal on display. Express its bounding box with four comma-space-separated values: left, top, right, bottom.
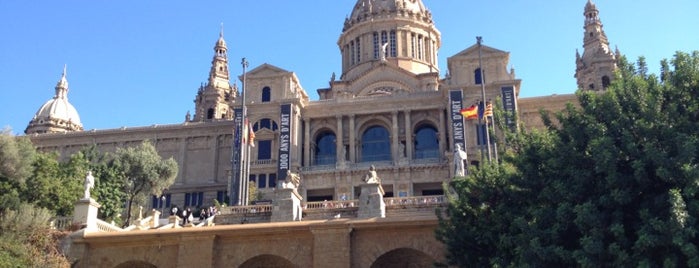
453, 144, 468, 177
83, 171, 95, 200
363, 165, 380, 184
282, 170, 301, 190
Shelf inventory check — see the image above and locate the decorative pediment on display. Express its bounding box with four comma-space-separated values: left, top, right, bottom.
245, 63, 291, 78
450, 44, 509, 60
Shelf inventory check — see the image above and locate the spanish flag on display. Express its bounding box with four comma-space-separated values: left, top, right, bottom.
248, 123, 255, 147
460, 105, 478, 120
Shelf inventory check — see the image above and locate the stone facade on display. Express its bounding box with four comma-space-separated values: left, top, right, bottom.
26, 0, 613, 219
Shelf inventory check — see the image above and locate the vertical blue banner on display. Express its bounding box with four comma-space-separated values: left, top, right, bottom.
449, 90, 465, 151
277, 104, 293, 181
229, 108, 243, 206
501, 86, 517, 130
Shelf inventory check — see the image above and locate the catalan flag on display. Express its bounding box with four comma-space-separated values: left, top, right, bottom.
460, 105, 478, 120
484, 101, 493, 118
248, 122, 255, 147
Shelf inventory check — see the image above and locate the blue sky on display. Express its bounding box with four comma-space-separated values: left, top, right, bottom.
1, 1, 697, 135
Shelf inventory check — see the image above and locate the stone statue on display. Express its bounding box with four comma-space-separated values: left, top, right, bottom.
453, 144, 467, 177
84, 171, 95, 200
380, 42, 389, 61
363, 165, 380, 184
399, 142, 406, 158
283, 170, 301, 190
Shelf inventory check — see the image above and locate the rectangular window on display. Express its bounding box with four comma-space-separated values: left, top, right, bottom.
258, 174, 267, 188
355, 37, 361, 63
411, 33, 416, 58
258, 140, 272, 160
249, 174, 256, 184
269, 173, 277, 188
216, 191, 227, 204
373, 32, 379, 59
350, 41, 355, 65
184, 192, 204, 208
151, 194, 171, 209
390, 31, 397, 57
417, 35, 423, 60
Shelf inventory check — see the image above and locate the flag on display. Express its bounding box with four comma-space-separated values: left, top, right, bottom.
241, 119, 248, 145
248, 122, 255, 147
460, 105, 478, 120
484, 101, 493, 118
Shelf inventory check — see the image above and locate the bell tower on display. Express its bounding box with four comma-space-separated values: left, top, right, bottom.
575, 0, 619, 91
193, 26, 236, 121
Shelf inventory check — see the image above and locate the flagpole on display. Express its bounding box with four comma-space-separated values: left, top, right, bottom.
477, 36, 492, 163
239, 57, 249, 206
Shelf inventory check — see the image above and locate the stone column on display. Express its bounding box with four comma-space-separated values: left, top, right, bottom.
348, 115, 356, 163
304, 118, 311, 166
438, 109, 447, 157
73, 198, 100, 232
336, 115, 344, 168
404, 110, 413, 160
391, 111, 399, 163
271, 188, 303, 222
358, 183, 386, 219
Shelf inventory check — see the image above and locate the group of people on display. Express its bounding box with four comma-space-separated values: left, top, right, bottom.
170, 205, 219, 226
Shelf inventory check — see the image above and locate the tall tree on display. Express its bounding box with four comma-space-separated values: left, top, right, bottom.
438, 51, 699, 267
113, 141, 178, 226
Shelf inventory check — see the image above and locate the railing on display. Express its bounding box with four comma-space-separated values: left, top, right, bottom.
384, 195, 445, 208
304, 200, 357, 210
253, 159, 276, 165
95, 219, 123, 232
50, 216, 73, 230
228, 205, 273, 214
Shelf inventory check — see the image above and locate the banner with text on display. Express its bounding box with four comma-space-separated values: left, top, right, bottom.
501, 86, 517, 130
449, 90, 466, 151
229, 108, 243, 205
277, 104, 293, 182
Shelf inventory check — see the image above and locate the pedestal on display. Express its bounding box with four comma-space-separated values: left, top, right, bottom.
73, 198, 100, 232
358, 183, 385, 219
271, 188, 303, 222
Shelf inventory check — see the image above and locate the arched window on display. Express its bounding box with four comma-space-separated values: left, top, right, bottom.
602, 76, 611, 89
474, 68, 484, 85
355, 37, 361, 63
262, 87, 271, 102
361, 126, 391, 162
414, 126, 439, 159
315, 132, 336, 165
207, 108, 215, 119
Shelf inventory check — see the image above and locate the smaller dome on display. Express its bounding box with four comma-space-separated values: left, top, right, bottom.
25, 66, 83, 134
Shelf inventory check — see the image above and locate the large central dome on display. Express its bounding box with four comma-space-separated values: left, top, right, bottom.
344, 0, 432, 32
338, 0, 440, 82
25, 66, 83, 134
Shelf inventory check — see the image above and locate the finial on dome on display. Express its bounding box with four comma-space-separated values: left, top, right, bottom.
56, 64, 69, 95
220, 22, 224, 37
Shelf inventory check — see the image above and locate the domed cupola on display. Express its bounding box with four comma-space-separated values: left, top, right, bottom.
25, 65, 83, 134
338, 0, 441, 82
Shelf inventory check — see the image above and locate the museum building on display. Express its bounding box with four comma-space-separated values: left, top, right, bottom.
24, 0, 618, 211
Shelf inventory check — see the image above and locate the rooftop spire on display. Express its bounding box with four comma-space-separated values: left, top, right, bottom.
55, 64, 68, 98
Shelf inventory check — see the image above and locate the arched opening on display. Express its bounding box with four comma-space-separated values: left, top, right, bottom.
240, 254, 298, 268
602, 75, 611, 89
207, 108, 215, 119
414, 125, 439, 159
113, 260, 157, 268
262, 86, 271, 102
371, 248, 437, 268
315, 131, 336, 165
361, 126, 391, 162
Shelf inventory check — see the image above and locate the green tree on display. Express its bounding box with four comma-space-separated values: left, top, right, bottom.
113, 141, 178, 226
438, 51, 699, 267
0, 129, 36, 212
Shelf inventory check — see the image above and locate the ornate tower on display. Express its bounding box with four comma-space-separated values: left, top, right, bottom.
193, 28, 236, 121
575, 0, 619, 91
25, 65, 83, 134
